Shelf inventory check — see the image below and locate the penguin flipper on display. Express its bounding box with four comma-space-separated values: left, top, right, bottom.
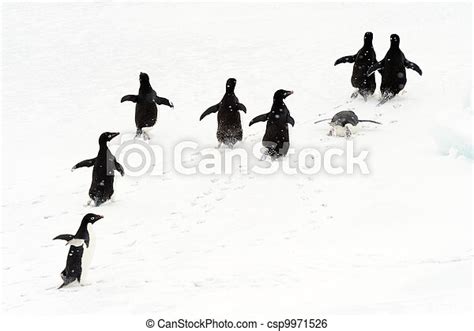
404, 59, 422, 76
314, 118, 331, 124
359, 119, 382, 125
287, 115, 295, 127
155, 96, 174, 108
114, 159, 125, 176
121, 95, 138, 103
367, 61, 384, 76
53, 234, 74, 242
237, 103, 247, 113
249, 114, 268, 126
71, 158, 95, 171
200, 104, 219, 121
334, 55, 356, 66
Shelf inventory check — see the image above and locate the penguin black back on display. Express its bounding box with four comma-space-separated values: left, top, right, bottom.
249, 89, 295, 158
71, 132, 124, 206
334, 32, 378, 100
200, 78, 247, 147
121, 72, 174, 139
367, 34, 422, 105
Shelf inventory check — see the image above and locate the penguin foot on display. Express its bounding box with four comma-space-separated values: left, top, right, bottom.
350, 91, 359, 99
142, 132, 150, 141
345, 126, 352, 138
328, 128, 335, 136
135, 129, 143, 139
377, 93, 394, 106
260, 147, 272, 160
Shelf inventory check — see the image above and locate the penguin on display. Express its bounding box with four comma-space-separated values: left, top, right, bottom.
200, 78, 247, 147
121, 72, 174, 139
53, 213, 103, 289
367, 34, 422, 105
249, 89, 295, 158
334, 32, 379, 100
314, 110, 381, 137
72, 132, 124, 206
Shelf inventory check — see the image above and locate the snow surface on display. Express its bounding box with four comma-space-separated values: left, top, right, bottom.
1, 2, 472, 316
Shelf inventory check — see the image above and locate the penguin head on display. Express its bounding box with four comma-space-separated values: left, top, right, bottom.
139, 72, 150, 83
99, 132, 120, 145
82, 213, 103, 225
273, 89, 294, 101
364, 32, 373, 44
226, 78, 237, 92
390, 34, 400, 47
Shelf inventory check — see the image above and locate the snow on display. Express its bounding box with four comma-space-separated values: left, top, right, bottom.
1, 1, 472, 317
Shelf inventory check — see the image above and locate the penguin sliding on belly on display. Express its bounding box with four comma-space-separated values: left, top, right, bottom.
367, 34, 422, 106
249, 89, 295, 159
334, 32, 379, 100
72, 132, 124, 206
200, 78, 247, 148
121, 72, 174, 139
53, 213, 103, 289
314, 110, 381, 137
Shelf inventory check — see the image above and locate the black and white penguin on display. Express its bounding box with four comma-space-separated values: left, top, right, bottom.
200, 78, 247, 147
72, 132, 124, 206
314, 110, 381, 137
334, 32, 379, 100
249, 89, 295, 158
121, 72, 174, 139
53, 213, 103, 289
367, 34, 422, 105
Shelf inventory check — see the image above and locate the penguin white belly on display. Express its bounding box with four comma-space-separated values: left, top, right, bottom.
80, 224, 96, 284
332, 124, 359, 137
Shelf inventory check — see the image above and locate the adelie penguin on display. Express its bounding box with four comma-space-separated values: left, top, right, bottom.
314, 110, 381, 137
367, 34, 422, 106
72, 132, 124, 206
200, 78, 247, 148
249, 90, 295, 159
121, 72, 174, 139
334, 32, 379, 100
53, 213, 103, 289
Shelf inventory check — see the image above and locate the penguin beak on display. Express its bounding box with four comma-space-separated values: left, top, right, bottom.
108, 132, 120, 140
285, 91, 294, 98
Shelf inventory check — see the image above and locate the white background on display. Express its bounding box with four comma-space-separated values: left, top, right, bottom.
1, 1, 472, 330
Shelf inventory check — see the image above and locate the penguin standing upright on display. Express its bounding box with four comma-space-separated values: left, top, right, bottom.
53, 213, 103, 289
367, 34, 422, 105
121, 72, 174, 139
249, 89, 295, 158
334, 32, 379, 100
200, 78, 247, 147
72, 132, 124, 206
